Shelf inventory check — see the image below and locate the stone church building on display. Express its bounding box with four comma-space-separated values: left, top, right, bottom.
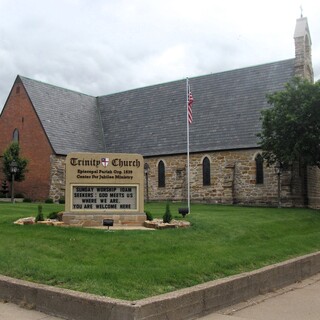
0, 17, 318, 208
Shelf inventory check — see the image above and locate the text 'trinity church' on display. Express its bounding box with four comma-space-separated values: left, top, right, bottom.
0, 17, 318, 208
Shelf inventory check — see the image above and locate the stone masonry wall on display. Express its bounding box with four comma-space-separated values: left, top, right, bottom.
307, 166, 320, 209
144, 149, 305, 207
294, 36, 313, 81
49, 154, 66, 202
145, 156, 187, 202
38, 149, 307, 207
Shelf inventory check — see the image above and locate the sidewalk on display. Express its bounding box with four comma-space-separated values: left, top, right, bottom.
1, 272, 320, 320
199, 272, 320, 320
0, 301, 63, 320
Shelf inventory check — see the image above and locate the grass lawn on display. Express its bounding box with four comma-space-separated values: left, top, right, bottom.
0, 201, 320, 300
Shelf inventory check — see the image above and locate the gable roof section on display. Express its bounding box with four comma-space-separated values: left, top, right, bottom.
98, 59, 295, 156
14, 59, 295, 157
98, 79, 187, 156
19, 76, 105, 155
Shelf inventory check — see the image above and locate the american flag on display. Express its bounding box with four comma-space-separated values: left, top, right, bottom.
188, 88, 194, 124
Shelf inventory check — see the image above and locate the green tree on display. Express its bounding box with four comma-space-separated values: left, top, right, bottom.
163, 202, 172, 223
2, 142, 28, 182
258, 77, 320, 168
35, 205, 44, 222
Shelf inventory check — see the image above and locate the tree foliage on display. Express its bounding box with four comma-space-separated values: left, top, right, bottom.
258, 77, 320, 168
2, 142, 28, 182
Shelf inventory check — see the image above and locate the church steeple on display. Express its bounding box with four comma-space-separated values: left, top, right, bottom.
294, 17, 313, 81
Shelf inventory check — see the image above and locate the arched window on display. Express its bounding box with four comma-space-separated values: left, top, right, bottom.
158, 160, 165, 188
13, 128, 19, 143
202, 157, 211, 186
255, 154, 264, 184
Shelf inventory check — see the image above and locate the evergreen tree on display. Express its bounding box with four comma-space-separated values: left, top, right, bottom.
163, 202, 173, 223
2, 142, 28, 182
35, 205, 44, 222
1, 180, 9, 197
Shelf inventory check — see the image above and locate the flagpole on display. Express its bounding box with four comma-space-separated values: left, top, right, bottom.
186, 78, 191, 213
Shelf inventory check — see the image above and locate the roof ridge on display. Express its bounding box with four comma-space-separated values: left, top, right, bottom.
98, 58, 295, 98
17, 58, 295, 100
189, 58, 295, 81
99, 58, 295, 156
18, 75, 96, 99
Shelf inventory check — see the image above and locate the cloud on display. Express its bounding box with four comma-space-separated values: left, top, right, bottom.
1, 0, 320, 111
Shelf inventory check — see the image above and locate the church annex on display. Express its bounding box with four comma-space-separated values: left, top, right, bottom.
1, 17, 319, 208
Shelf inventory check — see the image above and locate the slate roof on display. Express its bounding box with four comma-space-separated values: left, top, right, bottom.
18, 76, 105, 155
98, 59, 295, 156
15, 59, 295, 156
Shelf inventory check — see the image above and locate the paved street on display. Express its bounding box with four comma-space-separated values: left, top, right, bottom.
1, 272, 320, 320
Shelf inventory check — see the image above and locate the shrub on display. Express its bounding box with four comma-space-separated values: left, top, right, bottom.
35, 205, 44, 222
47, 211, 59, 220
14, 193, 24, 198
46, 211, 63, 221
163, 202, 172, 223
57, 212, 63, 221
1, 181, 9, 196
45, 198, 54, 204
23, 198, 32, 203
145, 211, 153, 221
58, 197, 65, 204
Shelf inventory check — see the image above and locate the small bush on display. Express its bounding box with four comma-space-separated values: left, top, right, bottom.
47, 211, 59, 220
47, 211, 63, 221
57, 212, 63, 221
45, 198, 54, 204
163, 202, 172, 223
1, 180, 9, 196
14, 193, 24, 198
58, 197, 65, 204
145, 211, 153, 221
35, 205, 44, 222
23, 198, 32, 203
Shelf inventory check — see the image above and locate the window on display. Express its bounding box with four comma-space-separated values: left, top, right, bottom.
202, 157, 211, 186
158, 160, 165, 188
13, 128, 19, 143
255, 154, 264, 184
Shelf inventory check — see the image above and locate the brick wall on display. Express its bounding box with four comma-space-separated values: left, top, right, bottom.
0, 81, 54, 200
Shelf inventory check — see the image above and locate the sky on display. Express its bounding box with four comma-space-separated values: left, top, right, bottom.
1, 0, 320, 112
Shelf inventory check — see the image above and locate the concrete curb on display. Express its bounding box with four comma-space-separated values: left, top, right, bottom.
1, 251, 320, 320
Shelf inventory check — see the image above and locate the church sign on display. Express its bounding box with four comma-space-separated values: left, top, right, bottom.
64, 153, 145, 226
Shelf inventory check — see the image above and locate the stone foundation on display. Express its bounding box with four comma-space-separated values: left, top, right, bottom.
63, 213, 146, 227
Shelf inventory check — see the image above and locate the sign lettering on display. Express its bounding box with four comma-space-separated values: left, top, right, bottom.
72, 186, 137, 211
